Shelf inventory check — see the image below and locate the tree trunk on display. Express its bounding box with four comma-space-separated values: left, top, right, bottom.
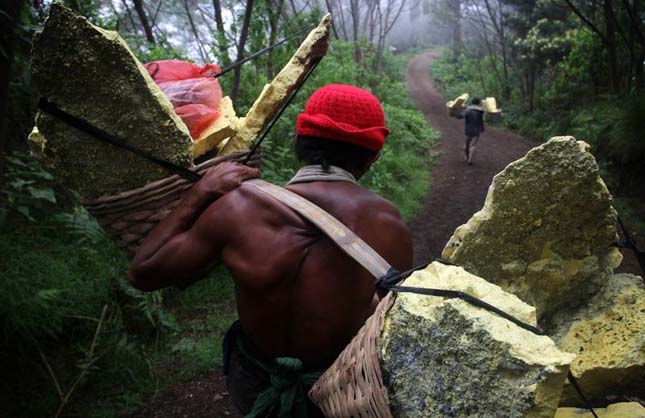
604, 0, 619, 93
184, 0, 209, 62
450, 0, 462, 53
323, 0, 340, 39
0, 0, 26, 203
213, 0, 231, 65
625, 0, 644, 92
231, 0, 255, 102
349, 0, 361, 63
527, 64, 536, 112
266, 0, 284, 80
132, 0, 156, 43
120, 0, 139, 34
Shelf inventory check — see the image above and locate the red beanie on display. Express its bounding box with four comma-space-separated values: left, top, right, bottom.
296, 84, 390, 152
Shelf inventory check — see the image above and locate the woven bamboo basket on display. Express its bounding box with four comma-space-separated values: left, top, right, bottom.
82, 150, 260, 258
309, 292, 396, 418
447, 105, 465, 118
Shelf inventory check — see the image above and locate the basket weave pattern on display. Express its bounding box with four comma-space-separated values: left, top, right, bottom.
82, 150, 260, 258
309, 293, 396, 418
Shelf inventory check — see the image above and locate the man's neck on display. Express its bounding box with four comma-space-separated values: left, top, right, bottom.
287, 165, 358, 185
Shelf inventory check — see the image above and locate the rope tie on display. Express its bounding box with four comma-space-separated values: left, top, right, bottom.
235, 338, 322, 418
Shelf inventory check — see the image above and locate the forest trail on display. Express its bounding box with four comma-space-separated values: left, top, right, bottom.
406, 51, 533, 263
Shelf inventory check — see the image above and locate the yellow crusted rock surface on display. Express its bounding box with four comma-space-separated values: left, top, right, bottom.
380, 262, 574, 418
446, 93, 469, 117
399, 262, 538, 326
554, 402, 645, 418
30, 4, 193, 199
193, 96, 238, 158
442, 137, 621, 322
219, 14, 331, 155
556, 273, 645, 405
482, 96, 501, 113
446, 93, 469, 109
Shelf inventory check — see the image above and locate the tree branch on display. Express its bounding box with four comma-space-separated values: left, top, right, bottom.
557, 0, 609, 44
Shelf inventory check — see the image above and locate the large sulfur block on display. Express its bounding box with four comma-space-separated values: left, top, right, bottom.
192, 96, 238, 158
446, 93, 469, 117
554, 273, 645, 405
219, 14, 331, 155
30, 3, 193, 199
442, 137, 622, 321
554, 402, 645, 418
380, 262, 575, 418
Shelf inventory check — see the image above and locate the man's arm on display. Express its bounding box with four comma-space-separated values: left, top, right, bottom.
128, 162, 259, 291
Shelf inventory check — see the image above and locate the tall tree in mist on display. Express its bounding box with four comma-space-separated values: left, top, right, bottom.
430, 0, 463, 53
0, 0, 26, 203
559, 0, 644, 93
323, 0, 408, 68
231, 0, 255, 101
132, 0, 156, 43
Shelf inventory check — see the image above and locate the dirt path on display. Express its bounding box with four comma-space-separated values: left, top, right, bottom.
406, 51, 641, 274
406, 51, 534, 263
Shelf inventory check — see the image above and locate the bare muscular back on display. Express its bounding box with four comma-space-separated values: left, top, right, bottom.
213, 181, 412, 368
129, 163, 413, 369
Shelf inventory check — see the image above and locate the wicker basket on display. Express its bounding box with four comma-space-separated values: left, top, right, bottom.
447, 105, 465, 118
82, 150, 260, 258
309, 292, 396, 418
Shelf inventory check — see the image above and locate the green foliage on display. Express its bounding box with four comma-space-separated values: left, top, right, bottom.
431, 37, 645, 195
430, 50, 486, 103
1, 153, 57, 223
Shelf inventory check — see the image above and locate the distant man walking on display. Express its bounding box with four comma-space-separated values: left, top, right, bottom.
458, 97, 485, 165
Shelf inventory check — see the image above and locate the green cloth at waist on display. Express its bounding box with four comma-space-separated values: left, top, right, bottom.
235, 337, 324, 418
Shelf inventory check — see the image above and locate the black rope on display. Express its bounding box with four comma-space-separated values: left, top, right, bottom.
38, 98, 202, 183
567, 371, 600, 418
383, 283, 545, 334
242, 58, 321, 165
212, 25, 315, 79
376, 258, 598, 417
615, 216, 645, 278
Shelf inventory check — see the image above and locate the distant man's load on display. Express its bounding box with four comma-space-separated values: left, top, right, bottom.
446, 92, 469, 117
446, 93, 502, 120
482, 96, 502, 121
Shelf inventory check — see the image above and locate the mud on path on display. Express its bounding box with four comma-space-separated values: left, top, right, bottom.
406, 51, 534, 263
127, 51, 640, 418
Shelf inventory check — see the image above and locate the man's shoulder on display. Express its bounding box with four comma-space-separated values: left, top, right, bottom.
207, 180, 405, 234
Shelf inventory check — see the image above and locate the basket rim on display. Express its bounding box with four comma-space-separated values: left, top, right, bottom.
82, 150, 251, 207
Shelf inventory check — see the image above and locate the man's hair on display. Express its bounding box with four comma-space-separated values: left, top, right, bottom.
294, 135, 377, 173
471, 97, 482, 105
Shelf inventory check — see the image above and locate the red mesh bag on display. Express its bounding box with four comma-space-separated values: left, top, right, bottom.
144, 60, 223, 139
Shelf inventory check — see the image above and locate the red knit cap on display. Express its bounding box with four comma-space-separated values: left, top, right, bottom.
296, 84, 390, 152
